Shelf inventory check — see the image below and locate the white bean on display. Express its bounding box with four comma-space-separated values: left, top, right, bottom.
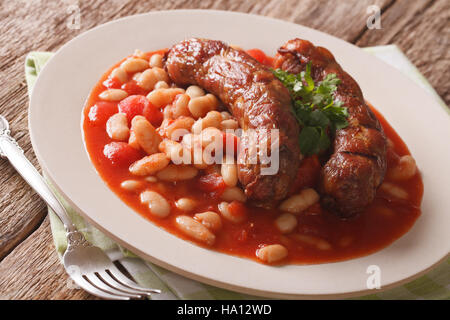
191, 120, 202, 135
171, 94, 191, 118
220, 119, 239, 130
200, 127, 222, 148
275, 213, 297, 234
164, 116, 195, 140
149, 53, 164, 68
175, 198, 197, 212
99, 89, 128, 101
221, 156, 238, 187
185, 85, 205, 99
175, 216, 215, 245
192, 111, 222, 133
188, 94, 220, 118
203, 135, 224, 164
221, 111, 232, 120
145, 176, 158, 183
128, 130, 139, 149
380, 182, 408, 200
129, 153, 169, 176
218, 201, 247, 224
120, 180, 142, 191
131, 116, 161, 154
221, 187, 247, 202
121, 58, 149, 73
159, 139, 182, 160
132, 72, 142, 82
147, 88, 184, 108
181, 134, 208, 169
106, 113, 129, 141
375, 206, 395, 218
137, 67, 169, 91
156, 164, 198, 181
202, 111, 223, 129
279, 188, 319, 214
110, 67, 128, 83
140, 190, 171, 218
154, 80, 169, 89
163, 105, 172, 120
256, 244, 288, 263
194, 211, 222, 232
159, 139, 192, 165
133, 49, 146, 59
388, 155, 417, 181
291, 234, 331, 250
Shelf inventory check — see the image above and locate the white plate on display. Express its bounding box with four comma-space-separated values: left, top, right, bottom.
29, 10, 450, 299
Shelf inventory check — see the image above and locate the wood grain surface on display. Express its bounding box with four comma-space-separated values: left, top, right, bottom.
0, 0, 448, 300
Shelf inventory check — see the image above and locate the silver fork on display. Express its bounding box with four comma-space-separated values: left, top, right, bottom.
0, 115, 160, 300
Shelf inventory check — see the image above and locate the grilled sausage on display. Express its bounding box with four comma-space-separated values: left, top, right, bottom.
165, 38, 301, 207
274, 39, 387, 217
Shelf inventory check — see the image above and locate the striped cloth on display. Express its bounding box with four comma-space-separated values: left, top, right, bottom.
25, 45, 449, 300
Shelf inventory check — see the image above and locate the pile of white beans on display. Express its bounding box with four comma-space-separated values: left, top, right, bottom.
96, 50, 418, 264
99, 51, 252, 251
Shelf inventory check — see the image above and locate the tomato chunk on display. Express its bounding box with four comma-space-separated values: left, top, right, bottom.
88, 101, 118, 126
197, 173, 227, 194
291, 155, 321, 194
143, 103, 163, 127
103, 142, 142, 167
118, 95, 149, 123
121, 80, 147, 96
102, 77, 121, 89
228, 201, 248, 218
246, 49, 273, 67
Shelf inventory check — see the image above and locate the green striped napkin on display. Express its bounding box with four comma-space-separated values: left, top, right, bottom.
25, 46, 449, 300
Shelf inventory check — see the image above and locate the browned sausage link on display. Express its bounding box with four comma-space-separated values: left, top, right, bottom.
274, 39, 387, 217
165, 38, 300, 207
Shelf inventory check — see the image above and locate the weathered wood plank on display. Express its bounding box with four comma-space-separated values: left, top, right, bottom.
255, 0, 392, 42
0, 216, 97, 300
356, 0, 450, 104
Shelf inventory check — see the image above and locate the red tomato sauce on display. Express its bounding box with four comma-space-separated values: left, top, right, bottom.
82, 49, 423, 264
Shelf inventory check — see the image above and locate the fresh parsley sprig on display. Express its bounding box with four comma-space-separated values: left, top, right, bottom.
272, 63, 349, 156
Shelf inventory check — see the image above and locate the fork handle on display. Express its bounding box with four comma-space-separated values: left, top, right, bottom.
0, 134, 76, 233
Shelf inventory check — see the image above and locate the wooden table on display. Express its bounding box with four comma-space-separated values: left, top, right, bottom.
0, 0, 448, 300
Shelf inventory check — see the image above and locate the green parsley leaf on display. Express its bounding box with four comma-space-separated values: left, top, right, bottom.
298, 126, 320, 155
302, 63, 315, 93
272, 63, 349, 155
308, 109, 330, 127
